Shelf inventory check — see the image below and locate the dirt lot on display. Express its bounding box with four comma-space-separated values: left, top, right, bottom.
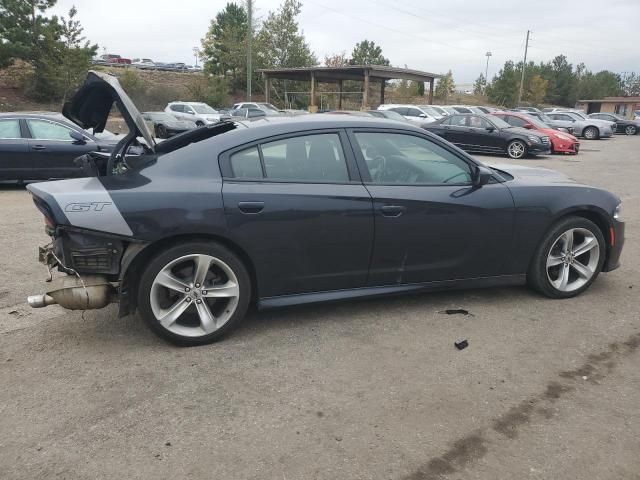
0, 136, 638, 480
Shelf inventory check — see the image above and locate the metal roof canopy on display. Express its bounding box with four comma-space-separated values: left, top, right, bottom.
257, 65, 442, 110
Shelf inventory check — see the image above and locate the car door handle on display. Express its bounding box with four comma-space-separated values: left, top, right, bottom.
238, 201, 265, 214
31, 145, 46, 150
380, 205, 406, 217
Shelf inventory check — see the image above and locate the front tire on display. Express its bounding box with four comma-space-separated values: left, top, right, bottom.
195, 121, 205, 127
625, 125, 637, 135
583, 126, 599, 140
507, 140, 527, 159
527, 217, 605, 299
137, 241, 251, 346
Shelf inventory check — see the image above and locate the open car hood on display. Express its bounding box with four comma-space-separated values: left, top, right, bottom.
63, 71, 156, 151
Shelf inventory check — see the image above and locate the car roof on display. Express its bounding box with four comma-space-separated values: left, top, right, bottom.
0, 111, 65, 119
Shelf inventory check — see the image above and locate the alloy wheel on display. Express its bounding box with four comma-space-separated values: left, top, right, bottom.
508, 141, 526, 159
583, 127, 597, 139
546, 228, 600, 292
150, 254, 240, 337
625, 125, 636, 135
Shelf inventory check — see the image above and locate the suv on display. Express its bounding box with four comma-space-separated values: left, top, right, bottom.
377, 104, 439, 124
165, 102, 226, 125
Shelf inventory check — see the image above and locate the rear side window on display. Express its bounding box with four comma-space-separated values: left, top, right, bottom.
261, 134, 349, 182
230, 147, 263, 178
506, 116, 527, 127
0, 119, 21, 139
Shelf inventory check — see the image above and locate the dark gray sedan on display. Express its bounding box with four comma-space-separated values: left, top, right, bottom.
0, 112, 119, 181
26, 71, 625, 346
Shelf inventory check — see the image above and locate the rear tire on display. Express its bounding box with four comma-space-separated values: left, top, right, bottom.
583, 126, 599, 140
507, 140, 527, 159
157, 125, 168, 139
527, 216, 605, 299
137, 241, 251, 346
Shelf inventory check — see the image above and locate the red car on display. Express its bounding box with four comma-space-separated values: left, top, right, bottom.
494, 111, 579, 154
100, 54, 132, 65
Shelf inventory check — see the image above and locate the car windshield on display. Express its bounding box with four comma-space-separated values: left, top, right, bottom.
431, 106, 447, 115
609, 113, 624, 120
379, 110, 407, 122
566, 113, 582, 121
521, 115, 550, 129
192, 104, 218, 114
571, 112, 587, 119
485, 115, 511, 129
418, 106, 443, 116
258, 103, 280, 112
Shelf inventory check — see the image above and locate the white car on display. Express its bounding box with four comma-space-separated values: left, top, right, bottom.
132, 58, 155, 69
232, 102, 282, 116
377, 104, 440, 124
165, 102, 226, 125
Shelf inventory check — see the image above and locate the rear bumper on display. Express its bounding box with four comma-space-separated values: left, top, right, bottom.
602, 220, 624, 272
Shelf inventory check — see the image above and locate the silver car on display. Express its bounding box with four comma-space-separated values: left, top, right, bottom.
165, 102, 227, 126
546, 111, 615, 139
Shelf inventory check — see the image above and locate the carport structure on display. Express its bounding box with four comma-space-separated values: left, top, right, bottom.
257, 65, 442, 111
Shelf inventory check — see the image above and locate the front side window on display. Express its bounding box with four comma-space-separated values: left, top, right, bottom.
0, 119, 21, 139
170, 105, 184, 112
506, 116, 527, 127
390, 107, 408, 116
407, 108, 424, 117
26, 119, 74, 141
261, 133, 349, 182
468, 115, 491, 129
449, 115, 467, 126
355, 132, 473, 185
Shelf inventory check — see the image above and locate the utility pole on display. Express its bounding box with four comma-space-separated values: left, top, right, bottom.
517, 30, 530, 106
246, 0, 253, 101
484, 51, 492, 95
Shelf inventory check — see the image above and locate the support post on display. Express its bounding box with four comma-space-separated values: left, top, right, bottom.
338, 80, 343, 110
264, 75, 271, 104
362, 69, 370, 110
380, 80, 386, 106
309, 71, 317, 112
428, 79, 434, 104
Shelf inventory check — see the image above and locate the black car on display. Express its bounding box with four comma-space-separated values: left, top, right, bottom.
0, 112, 119, 181
425, 113, 551, 159
142, 112, 196, 139
26, 71, 624, 345
588, 113, 640, 135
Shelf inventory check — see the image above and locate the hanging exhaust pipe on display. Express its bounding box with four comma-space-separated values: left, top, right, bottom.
27, 275, 115, 310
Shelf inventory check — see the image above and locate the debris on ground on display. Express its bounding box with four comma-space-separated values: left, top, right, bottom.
455, 340, 469, 350
439, 309, 473, 316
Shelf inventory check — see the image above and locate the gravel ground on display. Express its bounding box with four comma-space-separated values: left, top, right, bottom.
0, 135, 638, 480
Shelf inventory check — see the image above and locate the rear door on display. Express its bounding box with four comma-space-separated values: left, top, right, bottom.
349, 128, 515, 285
220, 130, 374, 299
25, 118, 96, 179
0, 118, 32, 180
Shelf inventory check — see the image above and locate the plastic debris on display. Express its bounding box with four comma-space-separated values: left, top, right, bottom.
455, 340, 469, 350
439, 309, 472, 316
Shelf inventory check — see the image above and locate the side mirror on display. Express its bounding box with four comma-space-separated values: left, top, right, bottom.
419, 113, 427, 118
485, 126, 495, 132
523, 123, 533, 129
474, 166, 492, 187
69, 130, 86, 144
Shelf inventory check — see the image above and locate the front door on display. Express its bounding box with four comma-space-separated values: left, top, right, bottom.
0, 118, 32, 180
465, 115, 505, 154
220, 130, 374, 298
349, 129, 515, 286
25, 118, 95, 179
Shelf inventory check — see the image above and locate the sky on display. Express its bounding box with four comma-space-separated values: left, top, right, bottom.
49, 0, 640, 84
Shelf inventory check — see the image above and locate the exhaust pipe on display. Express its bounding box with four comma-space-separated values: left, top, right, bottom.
28, 275, 114, 310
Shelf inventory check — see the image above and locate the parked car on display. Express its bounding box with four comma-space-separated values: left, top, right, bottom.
0, 112, 119, 181
377, 104, 438, 124
493, 111, 580, 154
430, 105, 449, 116
26, 71, 624, 346
424, 113, 551, 159
232, 102, 282, 116
165, 102, 227, 125
229, 108, 268, 120
142, 112, 196, 139
367, 110, 411, 123
511, 107, 542, 113
131, 58, 155, 69
525, 111, 574, 134
475, 106, 498, 114
448, 105, 474, 114
99, 54, 131, 65
588, 113, 640, 135
546, 112, 615, 139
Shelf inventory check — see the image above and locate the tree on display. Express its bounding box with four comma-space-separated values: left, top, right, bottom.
473, 73, 486, 95
576, 70, 621, 101
200, 2, 248, 91
486, 61, 520, 107
324, 51, 348, 67
255, 0, 316, 69
434, 70, 454, 101
348, 39, 389, 66
526, 74, 548, 105
544, 55, 576, 106
58, 6, 97, 102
